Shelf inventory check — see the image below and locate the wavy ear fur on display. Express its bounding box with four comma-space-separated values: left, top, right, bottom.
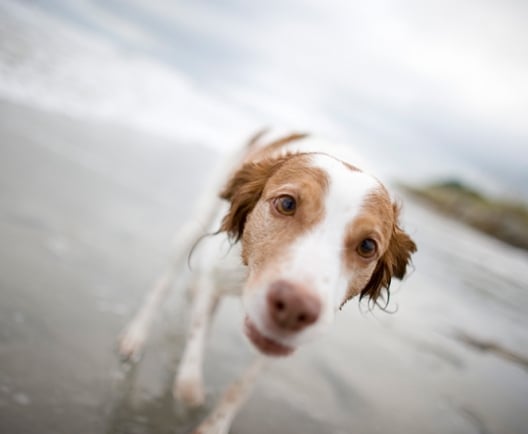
360, 204, 417, 304
220, 155, 291, 241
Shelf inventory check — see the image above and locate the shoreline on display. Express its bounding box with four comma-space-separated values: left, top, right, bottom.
403, 181, 528, 251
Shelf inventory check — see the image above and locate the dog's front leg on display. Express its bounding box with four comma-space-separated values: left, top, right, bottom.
174, 272, 220, 407
118, 218, 208, 361
192, 357, 267, 434
118, 268, 177, 362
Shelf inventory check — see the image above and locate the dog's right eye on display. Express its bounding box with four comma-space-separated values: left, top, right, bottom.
274, 195, 297, 216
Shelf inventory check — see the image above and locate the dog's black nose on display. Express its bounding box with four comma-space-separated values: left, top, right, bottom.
267, 280, 321, 332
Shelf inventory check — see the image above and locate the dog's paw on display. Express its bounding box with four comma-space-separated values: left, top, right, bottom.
173, 372, 205, 408
117, 323, 146, 362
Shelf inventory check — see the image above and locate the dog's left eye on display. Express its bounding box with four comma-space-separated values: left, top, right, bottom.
274, 195, 297, 216
357, 238, 377, 258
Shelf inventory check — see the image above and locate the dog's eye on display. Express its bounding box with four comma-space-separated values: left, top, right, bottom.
274, 195, 297, 216
357, 238, 377, 258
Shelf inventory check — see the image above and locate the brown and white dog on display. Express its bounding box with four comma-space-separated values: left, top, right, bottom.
118, 131, 417, 434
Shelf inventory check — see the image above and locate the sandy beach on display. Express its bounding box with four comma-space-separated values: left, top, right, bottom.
1, 99, 528, 434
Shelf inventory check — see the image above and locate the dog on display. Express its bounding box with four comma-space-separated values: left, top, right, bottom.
118, 131, 417, 433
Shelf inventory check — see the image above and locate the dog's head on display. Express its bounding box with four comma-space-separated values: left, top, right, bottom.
220, 152, 416, 356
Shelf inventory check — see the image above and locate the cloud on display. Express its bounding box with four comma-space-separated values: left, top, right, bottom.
4, 0, 528, 196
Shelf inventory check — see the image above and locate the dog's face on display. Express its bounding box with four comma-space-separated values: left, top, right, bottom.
221, 152, 416, 356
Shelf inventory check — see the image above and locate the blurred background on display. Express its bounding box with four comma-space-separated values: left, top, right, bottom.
0, 1, 527, 433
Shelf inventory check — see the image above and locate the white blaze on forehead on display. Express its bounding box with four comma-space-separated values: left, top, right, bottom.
310, 153, 381, 222
282, 153, 380, 316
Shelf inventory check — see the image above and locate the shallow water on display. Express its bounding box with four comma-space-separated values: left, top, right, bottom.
1, 101, 527, 434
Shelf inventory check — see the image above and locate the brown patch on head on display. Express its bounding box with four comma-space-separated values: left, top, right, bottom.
341, 187, 416, 305
341, 186, 393, 302
220, 153, 328, 269
220, 153, 292, 241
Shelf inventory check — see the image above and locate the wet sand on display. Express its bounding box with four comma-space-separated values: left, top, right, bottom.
1, 100, 527, 434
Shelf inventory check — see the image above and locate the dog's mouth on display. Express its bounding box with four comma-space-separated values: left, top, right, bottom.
244, 316, 295, 357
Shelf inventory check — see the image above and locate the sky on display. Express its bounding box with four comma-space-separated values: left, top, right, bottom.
2, 0, 527, 198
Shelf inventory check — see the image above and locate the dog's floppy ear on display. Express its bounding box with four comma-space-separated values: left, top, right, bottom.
360, 203, 417, 304
220, 155, 290, 241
